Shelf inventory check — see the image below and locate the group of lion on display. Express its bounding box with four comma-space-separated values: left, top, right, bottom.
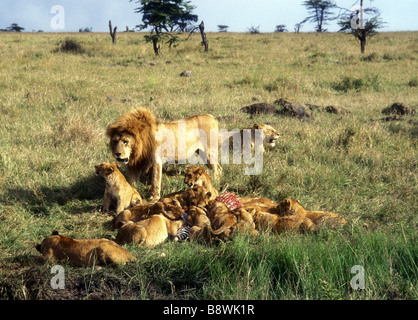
36, 108, 347, 267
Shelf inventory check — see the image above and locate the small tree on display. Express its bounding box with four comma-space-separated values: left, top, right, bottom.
303, 0, 336, 32
186, 21, 209, 52
294, 19, 307, 33
338, 1, 384, 53
131, 0, 198, 55
109, 20, 117, 44
78, 27, 92, 32
248, 26, 260, 34
275, 25, 287, 32
3, 23, 25, 32
217, 25, 229, 32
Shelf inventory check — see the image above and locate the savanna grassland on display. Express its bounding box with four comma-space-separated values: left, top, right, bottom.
0, 31, 417, 300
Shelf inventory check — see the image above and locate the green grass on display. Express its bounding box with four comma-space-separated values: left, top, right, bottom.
0, 31, 417, 300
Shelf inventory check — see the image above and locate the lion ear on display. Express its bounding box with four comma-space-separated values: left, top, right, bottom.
254, 124, 260, 129
52, 230, 59, 235
197, 167, 205, 174
206, 192, 212, 198
106, 166, 115, 175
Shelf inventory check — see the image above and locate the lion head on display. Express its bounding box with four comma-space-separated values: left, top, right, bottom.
106, 108, 159, 171
184, 166, 206, 187
109, 134, 135, 164
95, 162, 120, 178
277, 198, 304, 216
253, 123, 280, 150
188, 186, 212, 208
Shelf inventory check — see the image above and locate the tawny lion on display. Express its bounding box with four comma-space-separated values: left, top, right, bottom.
184, 166, 218, 199
35, 231, 136, 267
106, 108, 222, 201
184, 206, 212, 242
205, 201, 257, 240
277, 198, 347, 228
115, 215, 183, 247
113, 201, 184, 229
229, 123, 280, 152
158, 186, 212, 209
253, 209, 316, 234
95, 162, 142, 214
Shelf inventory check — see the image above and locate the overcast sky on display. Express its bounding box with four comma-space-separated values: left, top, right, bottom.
0, 0, 417, 33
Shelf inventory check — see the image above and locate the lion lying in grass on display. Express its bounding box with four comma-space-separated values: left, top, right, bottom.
35, 231, 136, 267
253, 210, 316, 233
252, 198, 346, 233
184, 206, 212, 242
205, 200, 258, 240
113, 203, 153, 229
239, 197, 279, 214
112, 186, 211, 230
158, 185, 212, 209
113, 201, 184, 229
278, 198, 347, 228
95, 162, 142, 214
115, 215, 183, 247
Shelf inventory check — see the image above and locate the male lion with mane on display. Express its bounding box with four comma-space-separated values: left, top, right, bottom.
106, 108, 222, 201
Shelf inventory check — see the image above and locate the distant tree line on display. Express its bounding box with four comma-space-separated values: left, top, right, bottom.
1, 0, 385, 55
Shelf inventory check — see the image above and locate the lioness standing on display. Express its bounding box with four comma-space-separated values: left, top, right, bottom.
106, 108, 222, 201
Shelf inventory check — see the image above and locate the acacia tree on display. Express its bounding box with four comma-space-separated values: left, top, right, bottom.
338, 0, 384, 53
275, 25, 288, 32
217, 25, 229, 32
1, 23, 25, 32
303, 0, 336, 32
131, 0, 198, 55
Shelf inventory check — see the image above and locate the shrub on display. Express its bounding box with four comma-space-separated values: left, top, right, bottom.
332, 75, 381, 92
408, 77, 418, 87
361, 52, 381, 62
57, 38, 85, 54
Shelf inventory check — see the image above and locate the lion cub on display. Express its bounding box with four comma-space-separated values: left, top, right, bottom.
115, 215, 183, 247
35, 231, 136, 267
240, 197, 279, 214
159, 185, 212, 208
185, 206, 212, 242
205, 200, 257, 239
278, 198, 347, 227
113, 203, 154, 229
253, 209, 316, 233
113, 201, 183, 229
95, 162, 142, 214
184, 166, 218, 199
